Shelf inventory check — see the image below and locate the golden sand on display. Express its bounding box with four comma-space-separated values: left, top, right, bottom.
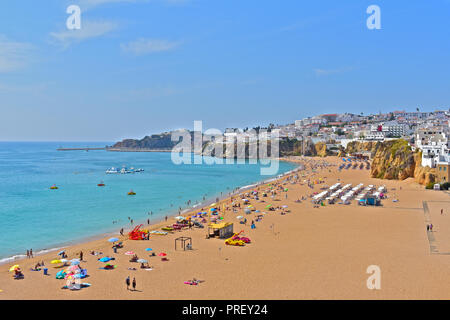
1, 156, 449, 300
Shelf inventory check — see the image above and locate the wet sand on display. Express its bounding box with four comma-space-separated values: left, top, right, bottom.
1, 156, 450, 299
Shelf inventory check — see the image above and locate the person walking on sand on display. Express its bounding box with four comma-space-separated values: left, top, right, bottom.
30, 249, 33, 258
120, 228, 124, 236
80, 251, 83, 262
165, 216, 168, 222
147, 219, 150, 225
126, 276, 130, 290
441, 209, 444, 215
132, 277, 136, 291
430, 224, 433, 231
26, 249, 29, 259
427, 224, 430, 231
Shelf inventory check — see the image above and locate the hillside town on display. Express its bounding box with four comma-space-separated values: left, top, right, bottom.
220, 109, 450, 184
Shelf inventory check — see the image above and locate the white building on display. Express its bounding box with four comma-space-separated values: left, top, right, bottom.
416, 127, 449, 168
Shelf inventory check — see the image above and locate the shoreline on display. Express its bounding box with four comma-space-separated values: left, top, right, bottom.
0, 160, 301, 266
3, 155, 449, 299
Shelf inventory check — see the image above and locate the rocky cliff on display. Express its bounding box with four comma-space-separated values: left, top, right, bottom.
345, 140, 436, 185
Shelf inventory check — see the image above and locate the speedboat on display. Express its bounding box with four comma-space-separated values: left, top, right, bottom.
128, 190, 136, 195
106, 167, 119, 174
97, 181, 105, 187
50, 184, 58, 190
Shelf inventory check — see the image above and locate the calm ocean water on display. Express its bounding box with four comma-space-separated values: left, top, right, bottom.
0, 142, 297, 262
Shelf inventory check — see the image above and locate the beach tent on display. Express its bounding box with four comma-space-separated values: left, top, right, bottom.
208, 222, 234, 239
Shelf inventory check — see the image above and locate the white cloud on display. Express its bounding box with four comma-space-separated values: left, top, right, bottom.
50, 20, 117, 48
0, 35, 34, 73
314, 66, 354, 77
121, 38, 182, 55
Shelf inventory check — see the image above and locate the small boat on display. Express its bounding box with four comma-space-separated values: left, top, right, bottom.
106, 167, 119, 174
128, 190, 136, 195
97, 181, 105, 187
120, 167, 131, 174
50, 185, 58, 190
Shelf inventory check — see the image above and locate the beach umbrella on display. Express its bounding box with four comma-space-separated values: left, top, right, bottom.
145, 248, 153, 251
108, 237, 119, 243
51, 259, 62, 264
244, 209, 251, 214
124, 251, 135, 255
210, 208, 216, 212
282, 205, 288, 208
58, 250, 65, 256
70, 259, 80, 266
68, 265, 79, 272
174, 216, 185, 221
210, 203, 217, 207
247, 205, 253, 208
9, 265, 19, 272
158, 253, 167, 257
255, 210, 260, 213
236, 216, 243, 220
137, 259, 148, 263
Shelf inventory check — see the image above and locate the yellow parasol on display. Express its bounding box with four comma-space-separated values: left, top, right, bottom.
9, 265, 19, 272
210, 203, 216, 207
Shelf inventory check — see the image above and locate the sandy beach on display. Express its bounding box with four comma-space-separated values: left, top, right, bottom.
1, 155, 450, 300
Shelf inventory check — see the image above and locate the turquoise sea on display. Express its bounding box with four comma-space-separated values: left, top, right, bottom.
0, 142, 297, 262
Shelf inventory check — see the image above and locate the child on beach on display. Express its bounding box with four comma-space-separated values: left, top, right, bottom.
126, 276, 130, 290
132, 277, 136, 291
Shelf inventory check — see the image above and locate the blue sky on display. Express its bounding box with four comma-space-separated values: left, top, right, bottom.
0, 0, 449, 141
